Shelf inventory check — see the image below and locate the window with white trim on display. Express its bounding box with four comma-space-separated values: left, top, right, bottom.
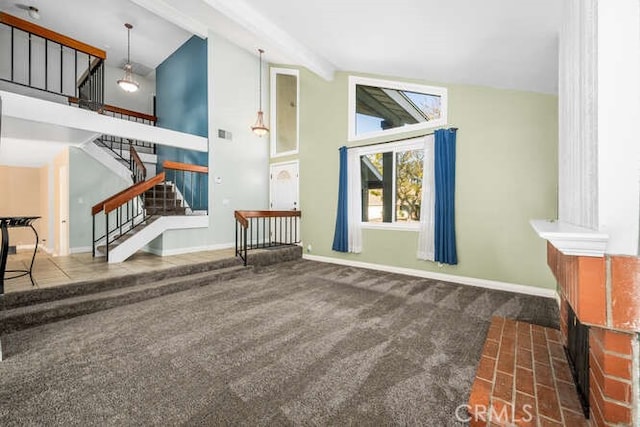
358, 138, 425, 229
348, 76, 447, 142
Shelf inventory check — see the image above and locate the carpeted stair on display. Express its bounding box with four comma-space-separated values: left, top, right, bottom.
0, 245, 302, 335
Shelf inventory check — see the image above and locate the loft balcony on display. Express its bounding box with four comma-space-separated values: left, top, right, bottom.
0, 12, 207, 165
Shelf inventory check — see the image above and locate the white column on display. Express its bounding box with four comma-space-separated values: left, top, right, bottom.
597, 0, 640, 255
558, 0, 599, 229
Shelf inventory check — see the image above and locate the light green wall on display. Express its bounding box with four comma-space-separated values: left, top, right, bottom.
298, 70, 558, 289
69, 147, 129, 250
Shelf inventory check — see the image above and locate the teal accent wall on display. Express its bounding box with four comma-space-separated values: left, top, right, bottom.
155, 35, 208, 209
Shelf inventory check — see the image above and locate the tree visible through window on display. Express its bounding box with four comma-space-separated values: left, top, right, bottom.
360, 145, 423, 224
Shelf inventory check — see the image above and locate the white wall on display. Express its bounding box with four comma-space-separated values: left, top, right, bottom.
153, 31, 269, 253
596, 0, 640, 255
103, 64, 155, 115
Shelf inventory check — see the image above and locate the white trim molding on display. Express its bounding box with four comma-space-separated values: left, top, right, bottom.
348, 76, 448, 142
144, 242, 234, 257
302, 254, 557, 299
530, 219, 609, 257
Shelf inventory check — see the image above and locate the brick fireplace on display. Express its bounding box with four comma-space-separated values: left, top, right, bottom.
547, 242, 639, 426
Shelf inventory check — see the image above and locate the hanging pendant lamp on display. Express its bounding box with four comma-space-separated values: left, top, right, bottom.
251, 49, 269, 137
118, 23, 139, 93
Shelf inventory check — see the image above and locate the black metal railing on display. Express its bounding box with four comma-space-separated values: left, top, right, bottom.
91, 173, 165, 261
565, 305, 590, 418
163, 161, 209, 214
0, 13, 105, 106
234, 210, 301, 266
130, 146, 146, 183
95, 135, 156, 166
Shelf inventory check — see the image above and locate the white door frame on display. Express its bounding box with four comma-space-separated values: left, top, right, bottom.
269, 160, 299, 210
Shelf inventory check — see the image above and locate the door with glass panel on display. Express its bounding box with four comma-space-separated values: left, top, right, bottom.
269, 161, 299, 244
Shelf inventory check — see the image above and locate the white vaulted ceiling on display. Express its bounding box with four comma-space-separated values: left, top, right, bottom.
240, 0, 563, 93
1, 0, 561, 93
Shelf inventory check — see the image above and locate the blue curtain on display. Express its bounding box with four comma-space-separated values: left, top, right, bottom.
332, 146, 349, 252
434, 129, 458, 264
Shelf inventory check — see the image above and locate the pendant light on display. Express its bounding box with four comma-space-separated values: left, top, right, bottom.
251, 49, 269, 137
117, 23, 139, 93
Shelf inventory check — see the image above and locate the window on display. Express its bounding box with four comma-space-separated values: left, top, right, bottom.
359, 139, 425, 229
348, 76, 447, 141
270, 68, 299, 157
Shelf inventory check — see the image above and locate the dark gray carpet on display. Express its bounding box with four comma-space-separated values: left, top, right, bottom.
0, 260, 558, 426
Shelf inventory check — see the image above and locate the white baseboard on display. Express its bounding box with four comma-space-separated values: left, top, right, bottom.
70, 246, 92, 254
16, 243, 51, 253
144, 242, 234, 257
302, 254, 558, 299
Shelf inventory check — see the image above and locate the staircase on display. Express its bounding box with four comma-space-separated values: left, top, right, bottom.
144, 183, 187, 216
92, 160, 209, 263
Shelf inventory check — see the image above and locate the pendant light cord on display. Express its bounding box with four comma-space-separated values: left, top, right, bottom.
259, 49, 262, 110
258, 49, 264, 111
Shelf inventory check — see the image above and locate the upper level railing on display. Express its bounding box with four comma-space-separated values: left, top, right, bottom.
163, 160, 209, 213
68, 96, 157, 126
0, 13, 105, 106
234, 210, 302, 265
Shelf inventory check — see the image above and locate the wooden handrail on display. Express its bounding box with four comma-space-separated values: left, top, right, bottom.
163, 160, 208, 174
102, 104, 157, 123
104, 172, 165, 214
68, 97, 157, 123
234, 210, 301, 228
91, 180, 147, 215
0, 13, 106, 59
130, 146, 146, 178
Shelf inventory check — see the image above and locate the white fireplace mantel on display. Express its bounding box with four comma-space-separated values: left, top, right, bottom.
530, 219, 609, 257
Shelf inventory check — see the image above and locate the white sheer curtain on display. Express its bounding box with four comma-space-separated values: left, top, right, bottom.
347, 148, 362, 253
417, 134, 435, 260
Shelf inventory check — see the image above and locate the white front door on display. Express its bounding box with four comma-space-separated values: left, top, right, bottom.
270, 161, 299, 210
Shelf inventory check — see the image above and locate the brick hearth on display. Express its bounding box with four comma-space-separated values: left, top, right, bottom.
549, 243, 639, 426
468, 316, 588, 426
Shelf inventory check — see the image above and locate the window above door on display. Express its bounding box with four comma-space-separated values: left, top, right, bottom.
270, 68, 299, 158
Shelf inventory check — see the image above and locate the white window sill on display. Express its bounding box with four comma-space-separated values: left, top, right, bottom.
529, 219, 609, 257
361, 222, 420, 232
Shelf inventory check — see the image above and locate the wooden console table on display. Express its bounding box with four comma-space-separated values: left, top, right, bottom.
0, 216, 40, 294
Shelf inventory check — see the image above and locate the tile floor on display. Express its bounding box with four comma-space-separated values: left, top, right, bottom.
3, 248, 236, 294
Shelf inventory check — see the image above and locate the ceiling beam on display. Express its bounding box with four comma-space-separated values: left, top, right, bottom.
133, 0, 335, 81
202, 0, 335, 81
129, 0, 209, 39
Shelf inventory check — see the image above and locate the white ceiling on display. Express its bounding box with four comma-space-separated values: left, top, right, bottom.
0, 0, 561, 93
241, 0, 562, 93
0, 0, 192, 74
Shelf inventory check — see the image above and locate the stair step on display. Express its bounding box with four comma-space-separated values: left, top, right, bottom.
145, 198, 181, 207
144, 190, 177, 198
2, 256, 246, 310
0, 263, 250, 334
97, 216, 160, 253
146, 208, 187, 216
